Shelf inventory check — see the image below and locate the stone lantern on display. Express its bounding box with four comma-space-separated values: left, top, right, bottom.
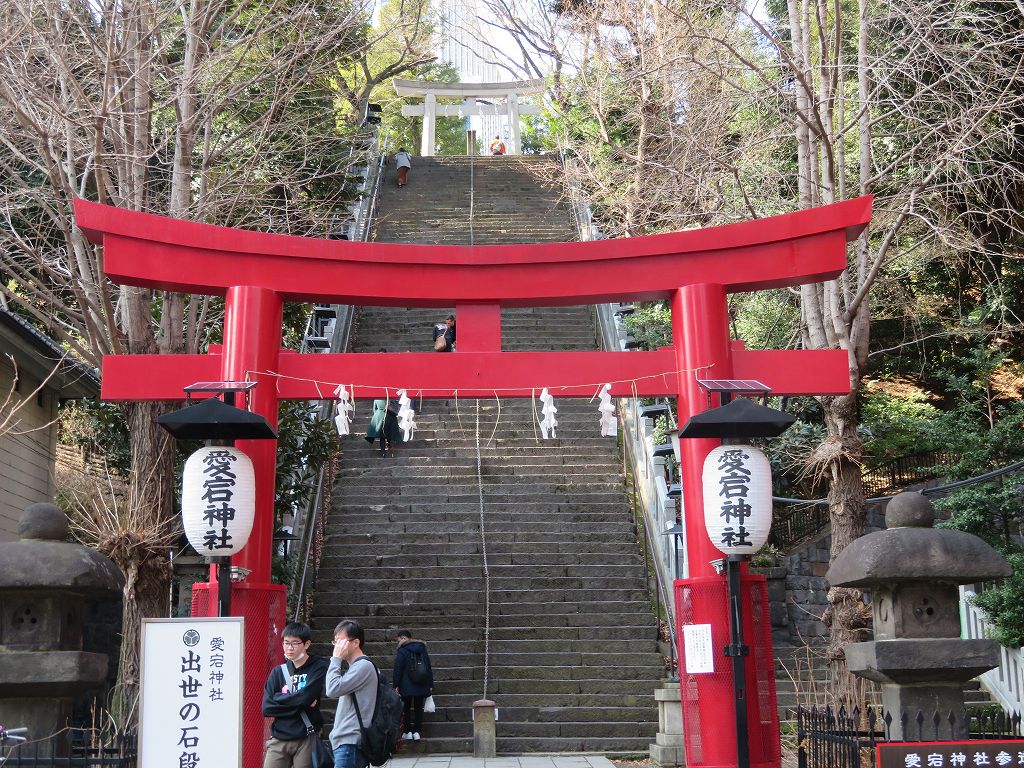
826, 491, 1011, 739
0, 502, 124, 750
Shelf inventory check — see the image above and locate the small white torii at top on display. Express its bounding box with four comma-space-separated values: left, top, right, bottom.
394, 78, 545, 156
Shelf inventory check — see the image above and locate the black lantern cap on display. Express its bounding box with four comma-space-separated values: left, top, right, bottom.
679, 397, 795, 439
157, 397, 277, 440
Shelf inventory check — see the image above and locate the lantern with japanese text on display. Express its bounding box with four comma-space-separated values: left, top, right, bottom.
181, 446, 256, 557
701, 444, 773, 557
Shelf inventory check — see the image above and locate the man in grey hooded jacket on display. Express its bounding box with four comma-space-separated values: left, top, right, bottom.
325, 620, 377, 768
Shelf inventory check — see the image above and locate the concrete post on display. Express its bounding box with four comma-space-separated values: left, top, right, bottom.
422, 93, 436, 157
473, 699, 497, 757
507, 92, 521, 154
650, 682, 686, 766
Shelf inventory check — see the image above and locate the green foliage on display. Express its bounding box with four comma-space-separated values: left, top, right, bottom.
731, 291, 800, 351
859, 386, 943, 463
969, 554, 1024, 647
274, 401, 338, 532
58, 400, 131, 475
622, 302, 671, 350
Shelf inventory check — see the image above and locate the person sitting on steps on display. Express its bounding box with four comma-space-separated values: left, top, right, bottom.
432, 314, 455, 352
488, 136, 506, 155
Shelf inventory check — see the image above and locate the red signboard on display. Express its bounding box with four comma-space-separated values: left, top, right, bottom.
878, 741, 1024, 768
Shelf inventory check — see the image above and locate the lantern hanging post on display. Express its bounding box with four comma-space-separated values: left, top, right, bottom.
679, 389, 794, 768
158, 382, 276, 617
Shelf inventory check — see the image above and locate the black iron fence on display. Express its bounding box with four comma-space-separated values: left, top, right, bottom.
861, 450, 959, 497
1, 726, 136, 767
797, 705, 1023, 768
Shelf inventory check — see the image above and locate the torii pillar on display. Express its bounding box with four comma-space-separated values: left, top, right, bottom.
74, 194, 871, 768
394, 78, 545, 155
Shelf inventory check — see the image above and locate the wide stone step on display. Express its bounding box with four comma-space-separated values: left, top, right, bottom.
310, 606, 657, 626
414, 677, 660, 696
396, 735, 656, 754
384, 720, 658, 739
315, 563, 645, 579
430, 693, 655, 709
324, 540, 643, 556
344, 625, 656, 644
340, 651, 661, 669
333, 485, 627, 500
321, 519, 633, 535
327, 514, 630, 532
318, 574, 648, 593
320, 554, 641, 570
315, 585, 650, 604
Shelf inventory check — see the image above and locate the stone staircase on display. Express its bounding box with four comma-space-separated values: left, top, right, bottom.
309, 154, 664, 754
372, 155, 576, 245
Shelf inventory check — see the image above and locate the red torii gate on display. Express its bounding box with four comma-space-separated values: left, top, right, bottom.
75, 194, 871, 768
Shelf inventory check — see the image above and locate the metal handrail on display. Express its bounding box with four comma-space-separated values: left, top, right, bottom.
573, 169, 681, 672
287, 131, 386, 620
961, 584, 1024, 717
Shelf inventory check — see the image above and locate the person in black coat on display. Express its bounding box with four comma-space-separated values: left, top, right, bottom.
392, 630, 434, 741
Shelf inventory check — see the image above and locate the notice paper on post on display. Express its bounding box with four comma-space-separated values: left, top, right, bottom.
682, 623, 715, 674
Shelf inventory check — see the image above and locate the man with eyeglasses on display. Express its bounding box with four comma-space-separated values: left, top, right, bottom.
262, 622, 329, 768
325, 619, 378, 768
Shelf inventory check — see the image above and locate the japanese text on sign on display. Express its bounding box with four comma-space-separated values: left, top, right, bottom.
139, 618, 244, 768
201, 450, 239, 551
715, 449, 753, 549
878, 741, 1024, 768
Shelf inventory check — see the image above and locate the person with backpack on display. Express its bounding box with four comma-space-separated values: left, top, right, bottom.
261, 622, 329, 768
326, 620, 378, 768
392, 630, 434, 741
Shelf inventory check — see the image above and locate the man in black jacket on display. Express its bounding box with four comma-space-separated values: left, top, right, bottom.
262, 622, 329, 768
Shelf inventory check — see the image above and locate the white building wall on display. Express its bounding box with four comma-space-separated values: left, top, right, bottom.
435, 0, 506, 148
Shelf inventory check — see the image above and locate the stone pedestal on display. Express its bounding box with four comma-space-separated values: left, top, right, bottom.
650, 682, 686, 766
473, 699, 496, 758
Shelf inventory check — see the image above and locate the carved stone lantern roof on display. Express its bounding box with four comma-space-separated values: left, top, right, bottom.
0, 503, 123, 593
826, 491, 1011, 588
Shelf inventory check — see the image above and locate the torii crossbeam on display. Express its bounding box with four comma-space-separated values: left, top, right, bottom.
75, 194, 870, 768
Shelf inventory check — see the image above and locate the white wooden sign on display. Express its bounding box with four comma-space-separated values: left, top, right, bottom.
139, 617, 245, 768
682, 623, 715, 674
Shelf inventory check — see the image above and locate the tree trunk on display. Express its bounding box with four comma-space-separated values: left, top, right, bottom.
111, 400, 177, 720
820, 393, 872, 710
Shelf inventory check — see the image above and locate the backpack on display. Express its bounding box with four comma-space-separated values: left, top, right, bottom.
351, 658, 404, 766
408, 650, 430, 685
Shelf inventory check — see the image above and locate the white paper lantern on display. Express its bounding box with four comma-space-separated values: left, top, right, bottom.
702, 444, 773, 557
181, 446, 256, 557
